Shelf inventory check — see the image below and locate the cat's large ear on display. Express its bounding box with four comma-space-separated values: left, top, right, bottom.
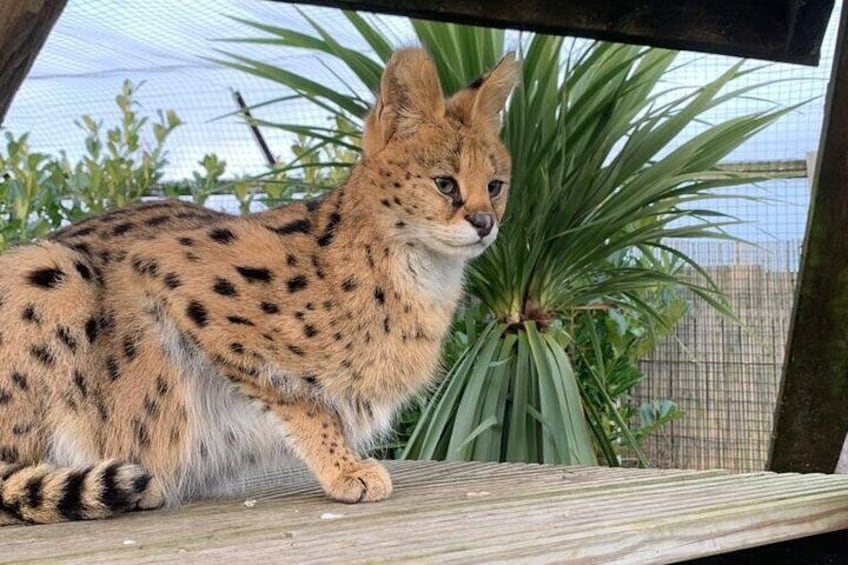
447, 53, 519, 132
362, 48, 445, 156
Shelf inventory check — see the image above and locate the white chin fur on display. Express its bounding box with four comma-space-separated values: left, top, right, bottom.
425, 225, 498, 259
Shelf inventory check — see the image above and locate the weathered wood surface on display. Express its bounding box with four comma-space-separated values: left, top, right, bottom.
270, 0, 835, 65
770, 0, 848, 474
0, 0, 68, 125
2, 461, 847, 564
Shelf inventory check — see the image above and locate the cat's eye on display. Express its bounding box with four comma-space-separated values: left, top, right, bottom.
434, 176, 458, 195
488, 180, 505, 198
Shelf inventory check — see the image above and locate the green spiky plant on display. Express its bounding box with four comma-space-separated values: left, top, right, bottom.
217, 12, 794, 465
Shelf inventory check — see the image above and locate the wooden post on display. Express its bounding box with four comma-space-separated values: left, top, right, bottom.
268, 0, 835, 65
770, 1, 848, 473
0, 0, 68, 125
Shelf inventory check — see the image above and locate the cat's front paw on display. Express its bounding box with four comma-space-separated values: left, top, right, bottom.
324, 458, 392, 503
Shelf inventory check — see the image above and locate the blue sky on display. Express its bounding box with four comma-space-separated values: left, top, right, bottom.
2, 0, 843, 244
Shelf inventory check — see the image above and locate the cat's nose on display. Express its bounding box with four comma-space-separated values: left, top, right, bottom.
465, 212, 495, 238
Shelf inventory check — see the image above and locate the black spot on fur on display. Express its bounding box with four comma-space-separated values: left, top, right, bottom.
322, 300, 335, 311
145, 215, 170, 226
261, 302, 280, 314
56, 326, 77, 353
384, 317, 391, 333
71, 242, 91, 255
177, 236, 195, 246
123, 335, 137, 361
317, 212, 342, 247
213, 277, 238, 297
12, 423, 32, 436
395, 220, 407, 228
303, 324, 319, 338
22, 304, 41, 324
30, 344, 55, 367
27, 267, 64, 289
209, 227, 237, 244
112, 222, 135, 236
0, 445, 19, 463
143, 395, 160, 418
85, 317, 99, 343
73, 370, 87, 397
131, 256, 159, 278
381, 198, 391, 207
303, 374, 318, 386
226, 315, 254, 326
286, 254, 298, 266
186, 300, 209, 327
306, 198, 322, 212
156, 375, 169, 396
10, 372, 27, 390
287, 275, 308, 293
74, 261, 92, 281
164, 272, 182, 289
94, 394, 109, 421
365, 244, 375, 269
333, 332, 343, 341
236, 266, 273, 283
294, 311, 305, 321
341, 359, 352, 368
288, 344, 305, 356
310, 255, 326, 279
268, 218, 312, 235
132, 418, 150, 448
106, 356, 121, 381
342, 277, 358, 292
230, 342, 244, 354
374, 287, 385, 304
185, 252, 200, 263
70, 225, 97, 237
0, 389, 11, 405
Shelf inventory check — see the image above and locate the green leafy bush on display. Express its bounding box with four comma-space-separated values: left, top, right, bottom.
0, 80, 233, 250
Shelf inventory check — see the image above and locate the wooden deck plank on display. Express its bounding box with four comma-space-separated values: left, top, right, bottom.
2, 461, 847, 564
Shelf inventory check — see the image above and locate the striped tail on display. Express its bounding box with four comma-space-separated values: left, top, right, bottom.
0, 460, 163, 525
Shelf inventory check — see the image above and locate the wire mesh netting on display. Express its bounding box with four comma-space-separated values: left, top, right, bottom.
3, 0, 843, 471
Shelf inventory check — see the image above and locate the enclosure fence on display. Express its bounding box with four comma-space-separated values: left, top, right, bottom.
633, 241, 801, 471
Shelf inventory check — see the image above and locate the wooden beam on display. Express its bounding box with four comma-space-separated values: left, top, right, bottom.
6, 461, 848, 562
0, 0, 68, 126
770, 1, 848, 474
269, 0, 835, 65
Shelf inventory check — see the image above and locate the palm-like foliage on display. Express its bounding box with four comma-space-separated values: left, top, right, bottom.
217, 12, 793, 465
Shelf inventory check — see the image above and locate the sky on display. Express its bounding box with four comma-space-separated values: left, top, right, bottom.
1, 0, 843, 246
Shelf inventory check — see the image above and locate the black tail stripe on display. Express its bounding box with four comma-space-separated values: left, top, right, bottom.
0, 463, 23, 481
24, 476, 44, 508
0, 499, 27, 523
131, 474, 151, 506
57, 469, 89, 520
99, 463, 129, 510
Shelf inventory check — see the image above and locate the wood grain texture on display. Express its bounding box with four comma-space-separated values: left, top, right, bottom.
2, 461, 847, 563
770, 1, 848, 474
267, 0, 835, 65
0, 0, 68, 125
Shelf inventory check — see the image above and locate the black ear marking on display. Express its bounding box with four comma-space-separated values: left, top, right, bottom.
468, 75, 485, 89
